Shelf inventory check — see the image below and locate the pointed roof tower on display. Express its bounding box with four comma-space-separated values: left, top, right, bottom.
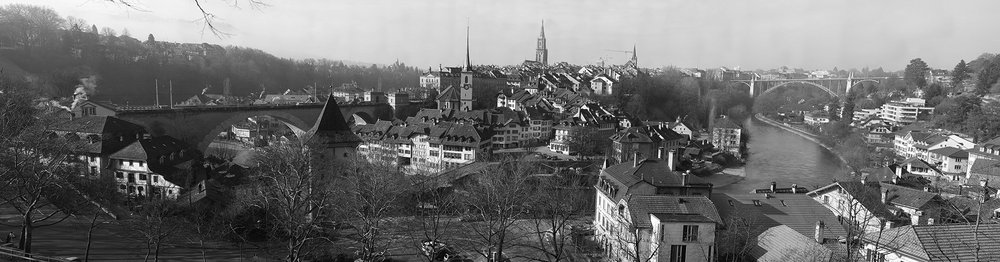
464, 23, 472, 71
309, 94, 362, 147
630, 44, 638, 65
540, 20, 545, 38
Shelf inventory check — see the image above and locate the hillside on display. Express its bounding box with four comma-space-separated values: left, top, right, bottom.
0, 4, 421, 105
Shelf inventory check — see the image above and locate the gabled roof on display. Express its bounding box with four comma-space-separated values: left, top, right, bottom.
436, 85, 461, 101
712, 193, 849, 242
879, 183, 938, 209
51, 116, 144, 134
753, 225, 833, 262
713, 116, 742, 130
969, 158, 1000, 177
929, 147, 968, 159
626, 195, 721, 228
602, 159, 707, 188
863, 224, 1000, 261
109, 136, 188, 162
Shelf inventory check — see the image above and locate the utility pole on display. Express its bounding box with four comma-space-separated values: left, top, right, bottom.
155, 79, 160, 106
169, 80, 174, 109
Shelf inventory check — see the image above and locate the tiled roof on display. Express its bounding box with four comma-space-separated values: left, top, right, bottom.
626, 195, 721, 228
50, 116, 144, 134
436, 85, 460, 101
711, 193, 848, 241
713, 116, 741, 130
901, 157, 937, 171
827, 181, 897, 219
879, 183, 938, 209
602, 159, 707, 188
863, 224, 1000, 261
109, 136, 188, 162
929, 147, 968, 158
969, 158, 1000, 177
752, 225, 833, 262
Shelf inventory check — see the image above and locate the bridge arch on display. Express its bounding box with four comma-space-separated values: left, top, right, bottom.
757, 81, 839, 99
848, 79, 880, 92
199, 111, 312, 155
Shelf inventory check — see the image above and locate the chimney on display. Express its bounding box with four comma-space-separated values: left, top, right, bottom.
770, 182, 777, 193
681, 171, 689, 186
895, 165, 902, 178
814, 221, 825, 243
667, 150, 676, 171
634, 152, 642, 167
791, 184, 798, 194
882, 189, 890, 204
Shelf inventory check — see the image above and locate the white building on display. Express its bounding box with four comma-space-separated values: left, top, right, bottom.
108, 137, 191, 199
880, 99, 934, 127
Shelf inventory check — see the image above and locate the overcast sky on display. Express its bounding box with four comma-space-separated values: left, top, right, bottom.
14, 0, 1000, 70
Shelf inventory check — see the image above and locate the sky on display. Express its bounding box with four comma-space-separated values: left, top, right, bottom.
12, 0, 1000, 70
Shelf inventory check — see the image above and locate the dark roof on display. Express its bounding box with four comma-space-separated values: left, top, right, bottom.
51, 116, 144, 134
879, 183, 938, 209
627, 195, 721, 228
109, 136, 188, 161
436, 85, 460, 101
603, 159, 708, 188
862, 224, 1000, 261
713, 116, 742, 130
929, 147, 968, 159
309, 94, 362, 146
711, 193, 849, 241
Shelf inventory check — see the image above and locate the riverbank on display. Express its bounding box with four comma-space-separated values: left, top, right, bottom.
754, 113, 855, 171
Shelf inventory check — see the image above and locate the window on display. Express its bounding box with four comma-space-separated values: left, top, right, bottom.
669, 245, 686, 262
129, 160, 134, 166
153, 176, 159, 183
139, 174, 147, 180
682, 225, 699, 242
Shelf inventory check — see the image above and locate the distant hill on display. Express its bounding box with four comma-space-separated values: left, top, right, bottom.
0, 4, 421, 105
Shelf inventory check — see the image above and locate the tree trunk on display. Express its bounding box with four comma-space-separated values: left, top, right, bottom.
18, 215, 33, 253
144, 241, 151, 262
154, 240, 161, 262
85, 214, 99, 262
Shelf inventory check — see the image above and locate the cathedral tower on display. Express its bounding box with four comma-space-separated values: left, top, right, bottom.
536, 20, 548, 66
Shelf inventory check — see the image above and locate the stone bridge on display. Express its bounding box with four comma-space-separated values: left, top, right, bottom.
114, 102, 392, 153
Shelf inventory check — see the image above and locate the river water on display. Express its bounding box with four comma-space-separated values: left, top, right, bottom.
716, 118, 852, 194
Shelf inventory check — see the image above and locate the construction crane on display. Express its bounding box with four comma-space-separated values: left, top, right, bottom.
604, 49, 634, 54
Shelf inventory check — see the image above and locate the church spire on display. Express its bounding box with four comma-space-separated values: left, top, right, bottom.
465, 23, 472, 71
536, 20, 548, 66
629, 44, 638, 67
540, 20, 545, 38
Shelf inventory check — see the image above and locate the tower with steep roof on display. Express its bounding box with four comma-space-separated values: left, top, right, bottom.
536, 20, 548, 66
460, 24, 474, 112
309, 94, 362, 161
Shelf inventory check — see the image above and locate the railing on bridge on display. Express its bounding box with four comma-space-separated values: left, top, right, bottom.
0, 245, 75, 262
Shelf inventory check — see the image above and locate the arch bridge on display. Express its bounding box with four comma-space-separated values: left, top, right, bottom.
732, 75, 887, 99
114, 102, 392, 153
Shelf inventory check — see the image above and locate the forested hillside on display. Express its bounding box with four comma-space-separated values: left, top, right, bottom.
0, 4, 422, 105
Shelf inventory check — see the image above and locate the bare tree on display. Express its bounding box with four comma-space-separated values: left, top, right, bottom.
405, 175, 463, 262
0, 81, 95, 253
459, 160, 534, 261
230, 140, 340, 262
104, 0, 268, 37
335, 160, 409, 261
122, 200, 183, 262
716, 208, 765, 262
516, 173, 593, 262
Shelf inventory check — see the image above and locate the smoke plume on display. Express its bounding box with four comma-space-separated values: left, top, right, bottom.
71, 75, 99, 110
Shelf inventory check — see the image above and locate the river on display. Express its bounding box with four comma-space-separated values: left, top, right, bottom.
716, 117, 853, 194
